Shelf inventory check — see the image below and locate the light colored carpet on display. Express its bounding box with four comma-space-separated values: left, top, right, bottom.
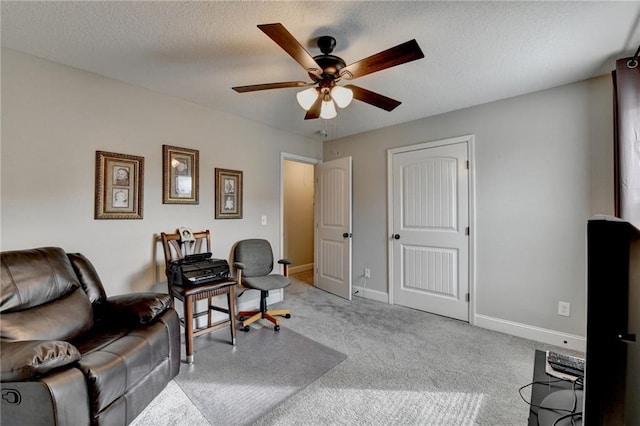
130, 381, 209, 426
134, 278, 572, 425
132, 323, 345, 426
290, 270, 314, 285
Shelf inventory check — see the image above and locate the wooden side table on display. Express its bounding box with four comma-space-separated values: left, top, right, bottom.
169, 278, 237, 364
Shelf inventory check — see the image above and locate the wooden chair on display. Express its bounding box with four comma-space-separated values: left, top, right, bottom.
160, 230, 236, 364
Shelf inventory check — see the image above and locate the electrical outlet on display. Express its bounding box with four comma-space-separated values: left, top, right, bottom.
364, 268, 371, 278
558, 301, 571, 317
261, 215, 267, 225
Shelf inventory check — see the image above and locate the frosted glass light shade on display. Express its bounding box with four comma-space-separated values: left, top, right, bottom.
320, 99, 337, 119
331, 86, 353, 108
296, 88, 318, 110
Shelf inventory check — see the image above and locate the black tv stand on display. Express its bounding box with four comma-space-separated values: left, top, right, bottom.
538, 389, 583, 426
528, 350, 583, 426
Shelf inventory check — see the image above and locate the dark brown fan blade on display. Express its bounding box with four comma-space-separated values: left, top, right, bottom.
340, 39, 424, 80
258, 23, 322, 78
232, 81, 314, 93
304, 96, 322, 120
344, 84, 401, 111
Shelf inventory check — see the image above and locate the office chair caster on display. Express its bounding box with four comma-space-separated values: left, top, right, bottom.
284, 314, 291, 318
241, 326, 250, 332
274, 325, 280, 332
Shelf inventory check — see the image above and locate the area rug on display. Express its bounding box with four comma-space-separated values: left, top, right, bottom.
173, 326, 347, 425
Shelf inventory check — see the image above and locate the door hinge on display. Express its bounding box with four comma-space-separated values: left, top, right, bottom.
466, 160, 470, 169
466, 293, 470, 302
465, 227, 470, 236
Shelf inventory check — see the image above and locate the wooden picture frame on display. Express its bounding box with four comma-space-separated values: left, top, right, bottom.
163, 145, 199, 204
95, 151, 144, 220
215, 168, 243, 219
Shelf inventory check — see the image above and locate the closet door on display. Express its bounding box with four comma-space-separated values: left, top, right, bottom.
390, 139, 470, 321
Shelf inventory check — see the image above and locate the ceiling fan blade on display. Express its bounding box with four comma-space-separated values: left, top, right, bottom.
344, 84, 402, 111
232, 81, 314, 93
340, 39, 424, 80
304, 96, 322, 120
258, 23, 322, 78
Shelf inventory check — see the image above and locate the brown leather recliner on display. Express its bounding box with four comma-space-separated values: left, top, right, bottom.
0, 247, 181, 425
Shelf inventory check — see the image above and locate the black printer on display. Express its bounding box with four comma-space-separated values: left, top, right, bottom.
168, 252, 230, 286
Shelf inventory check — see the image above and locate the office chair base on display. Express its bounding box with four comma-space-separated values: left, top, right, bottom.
238, 308, 291, 330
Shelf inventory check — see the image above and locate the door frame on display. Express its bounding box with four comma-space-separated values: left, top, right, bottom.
280, 152, 321, 275
386, 134, 477, 324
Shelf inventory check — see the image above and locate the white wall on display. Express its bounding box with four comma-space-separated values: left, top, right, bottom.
324, 76, 614, 348
1, 48, 322, 301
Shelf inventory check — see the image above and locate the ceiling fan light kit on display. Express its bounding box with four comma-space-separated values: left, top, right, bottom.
296, 85, 352, 116
296, 87, 319, 110
331, 85, 354, 108
232, 23, 425, 120
320, 97, 337, 119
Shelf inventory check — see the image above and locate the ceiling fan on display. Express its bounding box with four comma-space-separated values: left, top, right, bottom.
232, 23, 425, 120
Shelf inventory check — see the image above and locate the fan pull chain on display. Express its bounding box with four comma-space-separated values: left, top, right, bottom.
627, 45, 640, 69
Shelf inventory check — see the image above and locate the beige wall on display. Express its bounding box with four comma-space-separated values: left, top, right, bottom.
1, 48, 322, 298
2, 46, 616, 349
283, 160, 314, 271
324, 75, 614, 349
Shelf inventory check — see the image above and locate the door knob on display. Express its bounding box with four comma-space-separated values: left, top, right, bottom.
393, 234, 400, 240
343, 232, 352, 238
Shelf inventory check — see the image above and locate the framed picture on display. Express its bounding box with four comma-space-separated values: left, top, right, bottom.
163, 145, 199, 204
178, 227, 195, 242
215, 168, 243, 219
95, 151, 144, 219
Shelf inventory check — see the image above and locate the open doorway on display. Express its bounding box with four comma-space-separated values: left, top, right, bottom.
282, 154, 318, 285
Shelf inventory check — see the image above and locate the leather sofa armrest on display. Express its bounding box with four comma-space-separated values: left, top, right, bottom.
1, 340, 81, 381
96, 293, 172, 326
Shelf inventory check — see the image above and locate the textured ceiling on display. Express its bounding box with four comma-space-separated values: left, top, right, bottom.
2, 1, 639, 141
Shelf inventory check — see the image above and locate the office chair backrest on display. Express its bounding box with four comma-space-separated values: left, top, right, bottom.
234, 239, 274, 278
160, 230, 211, 271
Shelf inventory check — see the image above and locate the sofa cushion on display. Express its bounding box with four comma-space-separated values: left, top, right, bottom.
77, 322, 170, 415
1, 247, 94, 341
1, 288, 93, 341
1, 340, 81, 381
67, 253, 107, 304
1, 247, 83, 312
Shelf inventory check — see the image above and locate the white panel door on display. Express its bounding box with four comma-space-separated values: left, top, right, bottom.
391, 142, 469, 321
315, 157, 352, 300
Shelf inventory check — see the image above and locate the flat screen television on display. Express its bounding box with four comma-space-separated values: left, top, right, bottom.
583, 216, 639, 425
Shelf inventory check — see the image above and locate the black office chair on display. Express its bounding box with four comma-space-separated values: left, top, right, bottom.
233, 239, 292, 331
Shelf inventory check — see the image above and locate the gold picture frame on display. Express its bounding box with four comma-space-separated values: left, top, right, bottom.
95, 151, 144, 220
163, 145, 199, 204
215, 168, 243, 219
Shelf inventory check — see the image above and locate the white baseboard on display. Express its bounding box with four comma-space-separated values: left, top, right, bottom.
352, 285, 388, 303
289, 263, 313, 274
474, 314, 586, 352
182, 284, 585, 352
